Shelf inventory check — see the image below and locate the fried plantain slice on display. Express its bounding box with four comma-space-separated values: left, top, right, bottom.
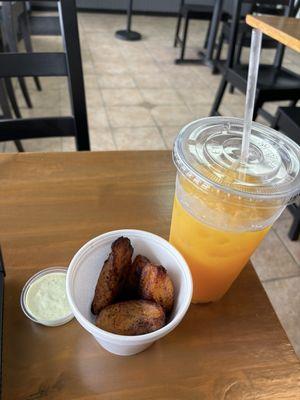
122, 255, 150, 299
139, 263, 175, 313
91, 236, 133, 315
96, 300, 165, 335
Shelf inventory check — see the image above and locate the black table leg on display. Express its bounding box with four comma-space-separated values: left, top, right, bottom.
115, 0, 141, 41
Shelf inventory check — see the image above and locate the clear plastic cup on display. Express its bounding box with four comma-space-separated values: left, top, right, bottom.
169, 117, 300, 303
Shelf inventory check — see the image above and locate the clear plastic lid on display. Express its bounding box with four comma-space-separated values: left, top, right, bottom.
173, 117, 300, 204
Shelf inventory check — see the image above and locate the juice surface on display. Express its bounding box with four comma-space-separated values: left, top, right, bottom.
169, 196, 270, 303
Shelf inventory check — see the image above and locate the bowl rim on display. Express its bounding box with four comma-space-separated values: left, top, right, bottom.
66, 229, 193, 343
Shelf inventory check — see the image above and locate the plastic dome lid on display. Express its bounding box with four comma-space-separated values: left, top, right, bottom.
173, 117, 300, 203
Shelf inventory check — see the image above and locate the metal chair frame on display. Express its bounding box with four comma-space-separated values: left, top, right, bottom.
209, 0, 300, 125
0, 0, 90, 151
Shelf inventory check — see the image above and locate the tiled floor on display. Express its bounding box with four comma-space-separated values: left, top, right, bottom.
2, 12, 300, 356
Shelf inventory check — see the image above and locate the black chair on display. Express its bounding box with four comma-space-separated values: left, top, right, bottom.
174, 0, 215, 64
0, 32, 23, 120
212, 1, 290, 77
0, 0, 90, 151
210, 0, 300, 125
0, 2, 42, 109
272, 106, 300, 240
273, 106, 300, 145
0, 2, 32, 118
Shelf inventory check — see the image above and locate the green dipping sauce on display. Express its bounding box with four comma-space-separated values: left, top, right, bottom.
25, 272, 71, 322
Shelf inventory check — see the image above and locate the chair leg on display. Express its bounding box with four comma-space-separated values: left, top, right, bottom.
210, 77, 228, 116
212, 32, 224, 74
0, 79, 24, 152
289, 99, 298, 107
215, 33, 224, 62
178, 16, 189, 62
33, 76, 42, 91
2, 2, 34, 108
4, 78, 22, 118
203, 19, 212, 49
229, 36, 243, 94
18, 77, 33, 108
252, 98, 264, 121
288, 206, 300, 241
271, 111, 280, 130
14, 140, 25, 152
20, 7, 42, 91
174, 14, 182, 47
235, 37, 243, 65
0, 79, 12, 117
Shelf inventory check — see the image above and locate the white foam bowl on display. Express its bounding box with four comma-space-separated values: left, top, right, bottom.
66, 229, 193, 356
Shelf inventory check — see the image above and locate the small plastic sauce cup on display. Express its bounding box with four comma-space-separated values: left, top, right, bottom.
20, 267, 74, 327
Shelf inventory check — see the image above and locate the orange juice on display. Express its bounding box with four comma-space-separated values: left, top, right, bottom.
170, 195, 270, 303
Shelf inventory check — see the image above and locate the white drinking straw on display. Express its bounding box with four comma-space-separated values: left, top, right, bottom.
240, 28, 263, 164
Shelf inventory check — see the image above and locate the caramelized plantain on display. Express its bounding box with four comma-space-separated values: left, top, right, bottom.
139, 263, 175, 313
91, 237, 133, 315
96, 300, 165, 335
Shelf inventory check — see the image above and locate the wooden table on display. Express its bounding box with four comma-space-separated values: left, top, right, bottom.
1, 151, 300, 399
246, 15, 300, 53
